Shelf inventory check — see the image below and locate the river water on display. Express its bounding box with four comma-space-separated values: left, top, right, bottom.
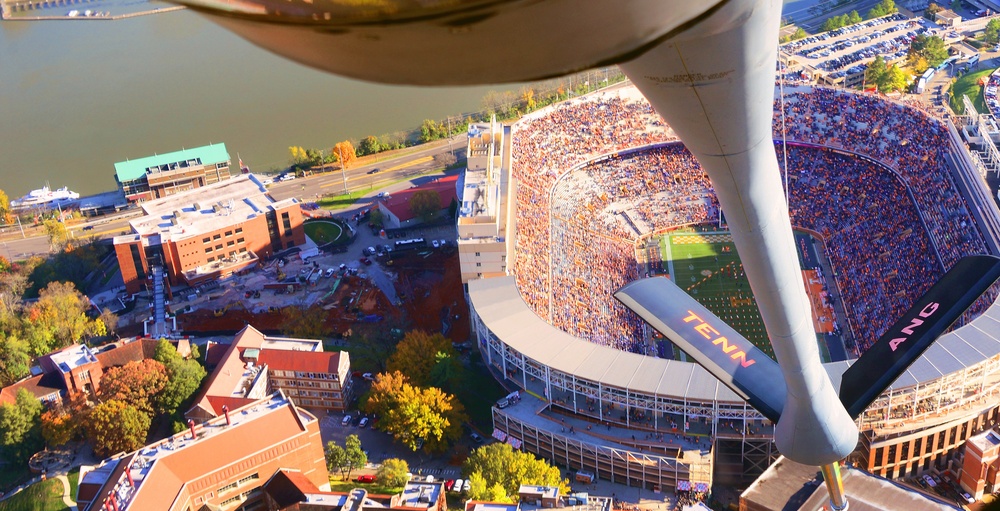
0, 4, 517, 199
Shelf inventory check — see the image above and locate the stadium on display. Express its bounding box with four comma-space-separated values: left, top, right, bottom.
467, 84, 1000, 492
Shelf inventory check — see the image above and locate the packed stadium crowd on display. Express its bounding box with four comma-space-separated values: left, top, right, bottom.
509, 85, 990, 355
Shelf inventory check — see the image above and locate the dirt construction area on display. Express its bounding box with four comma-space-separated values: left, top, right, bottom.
173, 245, 470, 343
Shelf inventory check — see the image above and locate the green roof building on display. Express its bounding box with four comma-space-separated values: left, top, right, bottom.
114, 143, 232, 202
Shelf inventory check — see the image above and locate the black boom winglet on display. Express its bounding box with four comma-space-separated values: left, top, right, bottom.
839, 255, 1000, 419
616, 277, 786, 422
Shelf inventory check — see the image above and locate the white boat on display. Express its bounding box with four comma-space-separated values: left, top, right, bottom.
11, 186, 81, 210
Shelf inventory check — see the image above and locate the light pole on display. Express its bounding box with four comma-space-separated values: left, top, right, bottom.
338, 145, 349, 195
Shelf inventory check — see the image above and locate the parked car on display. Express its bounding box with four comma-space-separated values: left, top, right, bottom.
359, 417, 370, 428
360, 257, 372, 266
470, 433, 484, 443
356, 474, 376, 483
432, 239, 440, 248
362, 372, 374, 381
961, 491, 974, 504
462, 479, 471, 492
444, 479, 456, 491
453, 479, 464, 493
342, 415, 352, 426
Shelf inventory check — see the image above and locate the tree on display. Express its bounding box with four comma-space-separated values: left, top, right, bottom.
363, 371, 467, 452
434, 151, 458, 169
866, 0, 897, 19
369, 209, 384, 229
98, 308, 119, 338
987, 18, 1000, 45
865, 55, 888, 88
463, 443, 569, 502
521, 87, 536, 111
925, 2, 942, 19
376, 458, 410, 487
429, 351, 464, 392
847, 10, 862, 25
420, 119, 444, 143
409, 190, 442, 223
357, 135, 383, 157
42, 218, 68, 248
325, 441, 349, 479
98, 359, 168, 416
154, 340, 207, 417
386, 330, 456, 386
344, 434, 368, 479
332, 140, 357, 169
909, 34, 949, 69
791, 27, 808, 41
40, 409, 79, 447
24, 281, 95, 355
0, 188, 9, 223
0, 388, 43, 463
289, 146, 309, 164
83, 399, 151, 457
0, 332, 32, 386
280, 305, 329, 339
468, 472, 512, 503
881, 64, 907, 92
347, 316, 408, 373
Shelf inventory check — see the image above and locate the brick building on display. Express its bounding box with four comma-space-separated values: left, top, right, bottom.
376, 175, 458, 230
114, 143, 233, 203
187, 325, 353, 422
960, 428, 1000, 500
76, 393, 329, 511
114, 174, 305, 294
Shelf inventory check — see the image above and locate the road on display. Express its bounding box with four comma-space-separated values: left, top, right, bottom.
0, 134, 466, 261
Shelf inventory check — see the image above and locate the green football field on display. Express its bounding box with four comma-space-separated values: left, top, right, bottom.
662, 230, 775, 361
660, 230, 834, 363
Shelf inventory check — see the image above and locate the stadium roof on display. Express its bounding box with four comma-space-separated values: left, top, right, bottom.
468, 276, 744, 403
470, 276, 1000, 404
114, 143, 230, 182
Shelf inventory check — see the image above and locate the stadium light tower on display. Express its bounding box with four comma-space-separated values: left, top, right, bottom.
170, 0, 1000, 508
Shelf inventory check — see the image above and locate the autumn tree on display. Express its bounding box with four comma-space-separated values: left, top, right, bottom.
463, 443, 569, 502
280, 305, 329, 339
468, 472, 511, 503
386, 330, 456, 386
24, 281, 102, 355
0, 188, 9, 223
83, 399, 151, 457
98, 308, 119, 338
0, 388, 43, 463
376, 458, 410, 487
332, 140, 357, 169
409, 190, 442, 223
289, 146, 309, 164
42, 218, 68, 248
908, 34, 949, 70
99, 359, 168, 416
420, 119, 445, 143
363, 371, 466, 452
154, 340, 207, 417
925, 2, 942, 19
41, 408, 80, 447
521, 87, 536, 111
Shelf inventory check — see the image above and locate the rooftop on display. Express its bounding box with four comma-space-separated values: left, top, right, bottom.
48, 344, 99, 374
114, 143, 230, 183
125, 174, 297, 243
379, 175, 458, 223
398, 482, 443, 508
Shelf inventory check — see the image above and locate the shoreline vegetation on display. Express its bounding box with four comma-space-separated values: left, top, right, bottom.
286, 67, 628, 177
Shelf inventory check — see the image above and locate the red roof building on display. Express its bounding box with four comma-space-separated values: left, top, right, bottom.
377, 175, 458, 229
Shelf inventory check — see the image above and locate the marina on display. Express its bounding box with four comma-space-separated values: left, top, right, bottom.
11, 185, 80, 211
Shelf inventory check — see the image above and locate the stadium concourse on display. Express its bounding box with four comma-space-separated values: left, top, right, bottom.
468, 84, 1000, 493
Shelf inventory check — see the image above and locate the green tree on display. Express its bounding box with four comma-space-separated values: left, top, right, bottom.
791, 27, 808, 41
880, 64, 908, 92
344, 434, 368, 479
369, 209, 384, 229
463, 443, 569, 502
865, 56, 888, 90
357, 135, 383, 156
83, 399, 151, 457
42, 218, 68, 248
154, 340, 207, 416
866, 0, 897, 19
0, 332, 32, 386
409, 190, 442, 223
325, 441, 349, 480
0, 388, 43, 463
98, 359, 168, 416
347, 316, 408, 373
376, 458, 410, 487
847, 10, 862, 25
280, 305, 329, 339
909, 34, 949, 69
429, 351, 463, 392
987, 18, 1000, 45
386, 330, 456, 386
420, 119, 444, 143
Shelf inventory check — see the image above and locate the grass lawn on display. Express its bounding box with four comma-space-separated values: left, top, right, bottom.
66, 469, 79, 504
317, 166, 451, 211
304, 220, 350, 245
327, 477, 403, 495
665, 230, 775, 361
456, 351, 508, 431
0, 477, 65, 511
950, 67, 995, 114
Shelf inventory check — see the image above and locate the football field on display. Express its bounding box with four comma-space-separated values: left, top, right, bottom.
662, 231, 774, 360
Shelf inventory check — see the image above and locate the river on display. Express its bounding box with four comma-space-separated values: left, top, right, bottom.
0, 4, 518, 199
